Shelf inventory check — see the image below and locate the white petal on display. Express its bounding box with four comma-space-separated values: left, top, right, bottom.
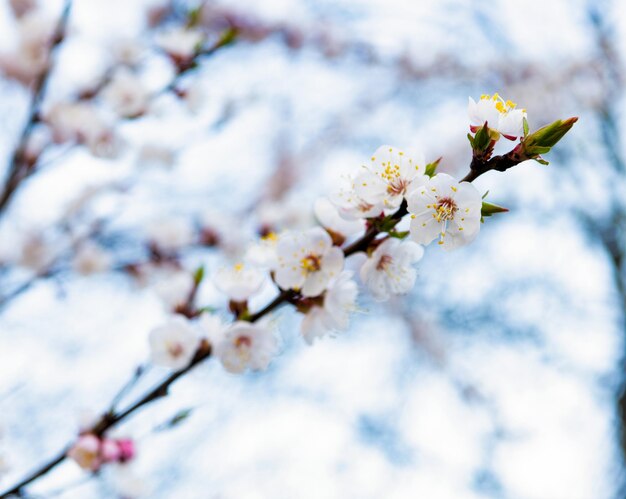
302, 271, 328, 297
274, 264, 303, 291
323, 246, 344, 277
354, 171, 388, 205
410, 214, 441, 246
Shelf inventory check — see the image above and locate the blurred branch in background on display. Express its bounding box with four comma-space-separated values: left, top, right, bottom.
0, 0, 71, 215
579, 1, 626, 488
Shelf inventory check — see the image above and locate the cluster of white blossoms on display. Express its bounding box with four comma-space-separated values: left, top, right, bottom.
147, 136, 490, 375
148, 313, 277, 375
148, 93, 571, 377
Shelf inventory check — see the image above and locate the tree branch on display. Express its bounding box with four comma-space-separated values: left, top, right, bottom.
0, 0, 72, 216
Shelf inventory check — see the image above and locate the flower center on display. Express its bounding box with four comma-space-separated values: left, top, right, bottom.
235, 335, 252, 348
357, 199, 375, 212
387, 178, 410, 196
480, 93, 517, 114
380, 161, 401, 181
434, 197, 458, 223
376, 254, 393, 271
167, 342, 184, 358
300, 253, 322, 274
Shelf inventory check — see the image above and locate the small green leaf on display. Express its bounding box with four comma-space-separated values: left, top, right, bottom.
193, 266, 205, 285
374, 216, 400, 233
389, 230, 410, 239
523, 117, 529, 137
187, 7, 202, 27
481, 201, 509, 218
196, 305, 217, 314
217, 27, 238, 48
467, 133, 475, 148
156, 408, 194, 432
472, 123, 492, 151
424, 157, 442, 178
482, 190, 489, 199
522, 117, 578, 158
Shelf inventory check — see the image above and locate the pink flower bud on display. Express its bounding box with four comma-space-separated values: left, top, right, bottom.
67, 434, 102, 471
116, 438, 135, 462
100, 438, 121, 463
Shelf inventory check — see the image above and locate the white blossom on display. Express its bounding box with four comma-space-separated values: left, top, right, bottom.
360, 238, 424, 301
155, 27, 204, 62
150, 268, 194, 310
73, 241, 111, 275
330, 173, 386, 220
18, 232, 54, 272
0, 10, 55, 84
214, 263, 264, 302
111, 38, 145, 67
300, 271, 358, 344
149, 316, 200, 370
468, 93, 527, 139
314, 197, 364, 239
214, 321, 278, 374
146, 216, 194, 253
353, 145, 427, 209
274, 227, 344, 297
102, 68, 150, 118
45, 102, 122, 158
245, 232, 279, 269
407, 173, 482, 250
67, 434, 102, 471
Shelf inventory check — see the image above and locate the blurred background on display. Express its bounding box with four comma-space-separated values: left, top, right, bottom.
0, 0, 623, 497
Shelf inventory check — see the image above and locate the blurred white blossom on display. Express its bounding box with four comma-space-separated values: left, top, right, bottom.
149, 316, 199, 369
214, 321, 278, 374
245, 232, 279, 269
150, 268, 194, 310
18, 232, 55, 272
45, 102, 122, 158
214, 263, 264, 302
102, 68, 150, 118
360, 238, 423, 301
314, 197, 364, 239
300, 271, 358, 344
0, 9, 55, 84
67, 434, 102, 471
155, 27, 204, 63
147, 216, 195, 253
73, 241, 111, 275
